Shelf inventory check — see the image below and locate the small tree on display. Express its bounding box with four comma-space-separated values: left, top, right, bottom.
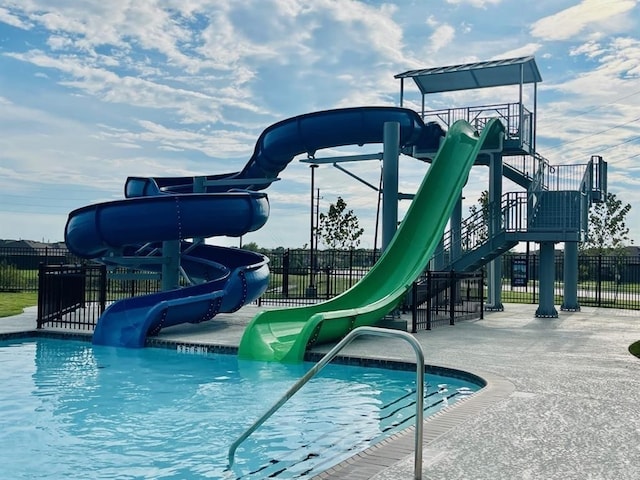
466, 190, 489, 248
242, 241, 260, 252
582, 192, 633, 255
317, 196, 364, 249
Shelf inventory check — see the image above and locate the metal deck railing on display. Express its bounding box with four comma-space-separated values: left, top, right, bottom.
421, 102, 534, 152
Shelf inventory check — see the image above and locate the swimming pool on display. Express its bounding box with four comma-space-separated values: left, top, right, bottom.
0, 337, 481, 479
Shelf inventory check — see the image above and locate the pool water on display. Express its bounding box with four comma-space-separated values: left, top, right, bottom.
0, 338, 480, 479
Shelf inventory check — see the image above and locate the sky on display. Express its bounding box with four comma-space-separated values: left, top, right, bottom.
0, 0, 639, 250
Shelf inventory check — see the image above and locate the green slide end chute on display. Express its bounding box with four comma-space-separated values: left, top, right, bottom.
238, 119, 505, 363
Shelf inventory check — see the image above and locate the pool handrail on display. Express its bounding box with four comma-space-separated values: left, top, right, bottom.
227, 326, 426, 480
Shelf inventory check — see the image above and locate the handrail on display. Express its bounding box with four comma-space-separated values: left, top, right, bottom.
227, 326, 426, 480
436, 191, 528, 265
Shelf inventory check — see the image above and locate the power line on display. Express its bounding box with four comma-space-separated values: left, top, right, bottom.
592, 134, 640, 155
545, 88, 640, 121
544, 115, 640, 151
607, 149, 640, 164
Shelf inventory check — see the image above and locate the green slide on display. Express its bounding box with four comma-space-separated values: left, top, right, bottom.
238, 119, 504, 363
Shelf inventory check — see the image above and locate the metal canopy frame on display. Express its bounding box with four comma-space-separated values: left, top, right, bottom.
396, 56, 541, 153
395, 56, 542, 95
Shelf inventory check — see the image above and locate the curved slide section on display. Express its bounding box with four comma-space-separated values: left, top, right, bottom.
65, 193, 270, 347
238, 119, 505, 363
124, 107, 443, 197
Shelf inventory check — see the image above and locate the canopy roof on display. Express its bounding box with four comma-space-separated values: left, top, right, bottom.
395, 56, 542, 94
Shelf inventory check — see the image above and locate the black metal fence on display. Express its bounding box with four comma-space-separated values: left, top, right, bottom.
37, 264, 106, 329
1, 246, 76, 292
35, 263, 164, 329
258, 248, 640, 311
257, 249, 484, 332
257, 248, 378, 306
404, 270, 484, 332
500, 253, 640, 309
5, 246, 640, 331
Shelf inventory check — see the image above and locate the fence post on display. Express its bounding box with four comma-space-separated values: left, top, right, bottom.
532, 257, 537, 305
349, 248, 354, 289
37, 263, 45, 329
99, 264, 107, 316
325, 266, 331, 300
411, 282, 417, 333
449, 271, 455, 326
597, 254, 602, 306
426, 270, 432, 330
282, 250, 289, 298
480, 269, 484, 319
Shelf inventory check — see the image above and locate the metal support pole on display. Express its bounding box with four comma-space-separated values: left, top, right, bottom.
486, 153, 504, 311
315, 188, 321, 253
561, 241, 580, 311
533, 81, 538, 151
193, 176, 206, 246
535, 241, 558, 317
382, 122, 400, 252
307, 164, 318, 298
519, 63, 524, 148
161, 239, 180, 291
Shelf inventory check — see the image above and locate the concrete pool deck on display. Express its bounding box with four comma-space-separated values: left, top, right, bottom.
2, 304, 639, 479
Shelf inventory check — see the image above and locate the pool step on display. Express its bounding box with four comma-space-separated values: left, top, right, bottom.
238, 389, 462, 478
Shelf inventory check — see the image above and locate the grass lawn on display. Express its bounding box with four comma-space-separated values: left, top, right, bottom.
629, 341, 640, 359
0, 292, 38, 318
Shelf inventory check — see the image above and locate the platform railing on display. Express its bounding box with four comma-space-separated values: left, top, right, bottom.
227, 326, 427, 480
422, 102, 533, 149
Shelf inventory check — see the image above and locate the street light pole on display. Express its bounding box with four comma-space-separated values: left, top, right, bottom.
315, 187, 321, 253
307, 163, 318, 298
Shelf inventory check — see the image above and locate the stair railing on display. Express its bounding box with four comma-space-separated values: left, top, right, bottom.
435, 192, 528, 268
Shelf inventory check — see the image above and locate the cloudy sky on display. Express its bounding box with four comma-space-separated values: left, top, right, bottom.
1, 0, 639, 250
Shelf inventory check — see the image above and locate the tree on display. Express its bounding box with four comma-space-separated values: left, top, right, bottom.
582, 192, 633, 255
242, 241, 260, 252
317, 196, 364, 249
466, 190, 489, 248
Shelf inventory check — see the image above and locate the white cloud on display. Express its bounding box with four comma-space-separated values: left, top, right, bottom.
446, 0, 502, 7
430, 24, 456, 53
495, 43, 542, 59
0, 7, 32, 29
531, 0, 638, 41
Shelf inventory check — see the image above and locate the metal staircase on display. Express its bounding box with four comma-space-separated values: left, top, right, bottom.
432, 154, 606, 273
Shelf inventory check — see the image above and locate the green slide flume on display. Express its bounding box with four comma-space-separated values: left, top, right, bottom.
238, 119, 504, 363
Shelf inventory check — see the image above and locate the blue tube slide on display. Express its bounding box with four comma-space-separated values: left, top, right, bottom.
124, 107, 443, 196
66, 107, 443, 348
65, 193, 270, 347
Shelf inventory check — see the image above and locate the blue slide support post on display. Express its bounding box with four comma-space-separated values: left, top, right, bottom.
561, 241, 580, 311
161, 240, 181, 291
486, 152, 504, 311
382, 122, 400, 252
536, 241, 559, 317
